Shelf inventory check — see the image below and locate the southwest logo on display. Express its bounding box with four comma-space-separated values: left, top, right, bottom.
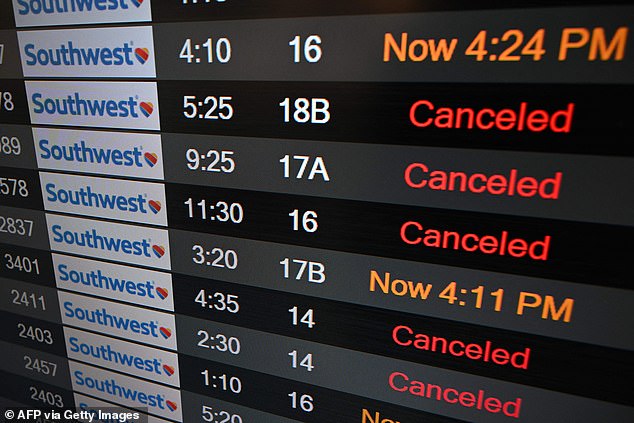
73, 369, 178, 412
52, 225, 159, 258
47, 215, 170, 269
60, 291, 176, 352
64, 300, 164, 337
135, 48, 149, 64
159, 327, 171, 339
163, 365, 175, 377
45, 182, 162, 215
152, 245, 165, 258
144, 152, 158, 167
32, 92, 155, 119
68, 336, 166, 376
57, 263, 169, 300
23, 42, 149, 67
14, 0, 152, 29
156, 287, 168, 300
39, 139, 156, 169
16, 0, 146, 16
140, 101, 153, 117
148, 200, 161, 214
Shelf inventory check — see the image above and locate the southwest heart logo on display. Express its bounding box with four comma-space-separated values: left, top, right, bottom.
166, 400, 178, 412
144, 152, 158, 167
148, 200, 161, 214
140, 102, 154, 118
131, 0, 144, 7
152, 245, 165, 258
163, 364, 175, 376
159, 327, 172, 339
135, 48, 150, 64
156, 287, 169, 300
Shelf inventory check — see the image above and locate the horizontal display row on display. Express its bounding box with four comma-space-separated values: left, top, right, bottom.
1, 80, 633, 155
1, 7, 631, 82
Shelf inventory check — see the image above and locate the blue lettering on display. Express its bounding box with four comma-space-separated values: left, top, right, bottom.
73, 370, 168, 408
38, 139, 146, 168
51, 225, 154, 257
24, 41, 138, 67
32, 93, 44, 113
17, 0, 138, 15
45, 182, 149, 213
31, 92, 142, 118
63, 301, 161, 337
68, 336, 163, 374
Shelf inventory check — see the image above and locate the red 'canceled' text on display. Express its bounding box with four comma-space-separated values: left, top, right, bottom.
392, 325, 531, 369
409, 100, 575, 133
388, 371, 522, 418
400, 222, 551, 260
404, 163, 562, 199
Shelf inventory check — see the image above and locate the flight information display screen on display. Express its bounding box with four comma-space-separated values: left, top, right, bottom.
0, 1, 633, 422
